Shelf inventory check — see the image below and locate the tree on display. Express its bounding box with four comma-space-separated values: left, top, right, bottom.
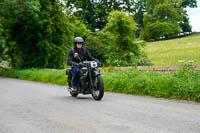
134, 0, 197, 36
141, 0, 182, 40
103, 10, 143, 66
0, 0, 75, 68
68, 15, 91, 40
181, 0, 197, 8
133, 0, 146, 26
84, 32, 110, 64
179, 14, 192, 33
0, 22, 6, 62
141, 21, 181, 40
179, 0, 197, 33
65, 0, 135, 31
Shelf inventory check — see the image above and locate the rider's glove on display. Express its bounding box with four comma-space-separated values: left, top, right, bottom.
78, 62, 84, 67
72, 62, 78, 66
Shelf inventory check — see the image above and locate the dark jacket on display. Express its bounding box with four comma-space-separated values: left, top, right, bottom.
67, 48, 96, 66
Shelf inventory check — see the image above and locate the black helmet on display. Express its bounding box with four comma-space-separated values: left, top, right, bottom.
74, 37, 84, 44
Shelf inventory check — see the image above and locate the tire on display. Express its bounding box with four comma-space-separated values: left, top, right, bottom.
68, 73, 78, 97
70, 91, 78, 97
91, 75, 104, 101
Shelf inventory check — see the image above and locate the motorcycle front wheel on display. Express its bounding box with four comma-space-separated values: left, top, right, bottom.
91, 75, 104, 101
70, 91, 78, 97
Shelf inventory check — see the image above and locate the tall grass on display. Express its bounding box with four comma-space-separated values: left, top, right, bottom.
0, 68, 67, 85
1, 68, 200, 102
102, 68, 200, 102
144, 33, 200, 66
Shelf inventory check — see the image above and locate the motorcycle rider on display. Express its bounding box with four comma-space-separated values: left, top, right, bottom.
67, 37, 99, 92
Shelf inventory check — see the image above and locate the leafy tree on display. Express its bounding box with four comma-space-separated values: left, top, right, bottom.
65, 0, 135, 31
141, 21, 181, 40
141, 0, 182, 40
179, 14, 192, 33
65, 0, 96, 31
0, 22, 6, 62
181, 0, 197, 8
84, 32, 109, 64
133, 0, 146, 37
102, 10, 145, 66
179, 0, 197, 33
133, 0, 146, 26
68, 15, 91, 40
0, 0, 74, 68
65, 0, 196, 35
135, 0, 196, 35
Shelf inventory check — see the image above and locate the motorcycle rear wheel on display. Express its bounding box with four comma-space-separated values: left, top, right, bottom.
91, 75, 104, 101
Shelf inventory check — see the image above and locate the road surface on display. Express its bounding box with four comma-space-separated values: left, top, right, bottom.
0, 77, 200, 133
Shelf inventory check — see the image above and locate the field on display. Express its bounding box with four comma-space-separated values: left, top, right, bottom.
144, 33, 200, 66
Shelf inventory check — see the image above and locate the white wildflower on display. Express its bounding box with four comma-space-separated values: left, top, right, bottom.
178, 60, 185, 63
188, 60, 194, 63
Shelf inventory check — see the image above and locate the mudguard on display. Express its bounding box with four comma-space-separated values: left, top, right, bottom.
94, 69, 100, 76
66, 69, 72, 75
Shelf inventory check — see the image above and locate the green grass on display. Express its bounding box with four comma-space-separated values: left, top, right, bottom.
103, 69, 200, 102
0, 68, 67, 85
1, 68, 200, 102
144, 33, 200, 66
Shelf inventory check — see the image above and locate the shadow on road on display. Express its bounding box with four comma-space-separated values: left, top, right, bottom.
52, 95, 94, 102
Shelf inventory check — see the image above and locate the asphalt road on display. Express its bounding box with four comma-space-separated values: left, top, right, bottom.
0, 77, 200, 133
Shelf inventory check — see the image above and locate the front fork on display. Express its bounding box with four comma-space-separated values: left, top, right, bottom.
88, 67, 100, 91
88, 67, 94, 90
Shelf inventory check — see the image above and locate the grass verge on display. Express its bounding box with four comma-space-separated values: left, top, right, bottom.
0, 68, 200, 102
0, 68, 67, 85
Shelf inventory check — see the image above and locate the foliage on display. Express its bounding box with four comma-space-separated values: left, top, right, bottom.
84, 32, 112, 64
176, 0, 197, 33
68, 15, 91, 39
141, 21, 181, 40
179, 14, 192, 33
1, 68, 200, 102
103, 10, 138, 56
181, 0, 197, 8
141, 0, 183, 40
65, 0, 135, 31
133, 0, 146, 37
0, 22, 6, 62
0, 0, 74, 68
102, 10, 151, 66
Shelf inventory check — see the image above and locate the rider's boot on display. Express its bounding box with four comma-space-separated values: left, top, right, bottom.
72, 85, 78, 92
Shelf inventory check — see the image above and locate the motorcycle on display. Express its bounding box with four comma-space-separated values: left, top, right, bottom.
66, 61, 104, 101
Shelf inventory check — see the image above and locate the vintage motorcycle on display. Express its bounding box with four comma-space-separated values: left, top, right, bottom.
66, 61, 104, 101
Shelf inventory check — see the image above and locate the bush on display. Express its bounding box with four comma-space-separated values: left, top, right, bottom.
101, 10, 152, 66
141, 21, 181, 40
84, 32, 111, 64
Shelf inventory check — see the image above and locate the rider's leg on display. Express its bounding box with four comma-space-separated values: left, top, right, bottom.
72, 66, 80, 91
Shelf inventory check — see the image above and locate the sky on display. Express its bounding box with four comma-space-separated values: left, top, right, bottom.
186, 0, 200, 32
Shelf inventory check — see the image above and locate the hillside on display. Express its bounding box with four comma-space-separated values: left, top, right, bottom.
144, 33, 200, 66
